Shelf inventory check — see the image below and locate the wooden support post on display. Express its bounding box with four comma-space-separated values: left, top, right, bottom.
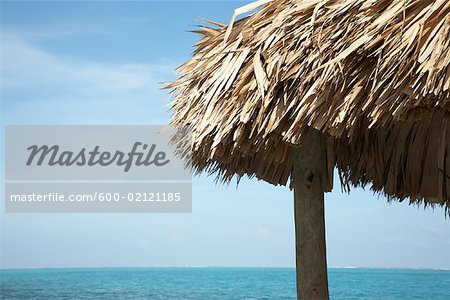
292, 127, 329, 300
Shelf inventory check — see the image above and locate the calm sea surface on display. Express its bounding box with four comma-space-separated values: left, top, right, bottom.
1, 268, 449, 299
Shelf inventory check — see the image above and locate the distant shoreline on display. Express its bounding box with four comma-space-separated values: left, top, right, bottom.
1, 266, 449, 271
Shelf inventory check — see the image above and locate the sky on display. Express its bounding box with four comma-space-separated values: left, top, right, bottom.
0, 0, 449, 270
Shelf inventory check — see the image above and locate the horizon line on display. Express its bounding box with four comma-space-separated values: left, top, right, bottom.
1, 266, 449, 271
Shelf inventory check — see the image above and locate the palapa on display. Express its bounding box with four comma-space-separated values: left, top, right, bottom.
167, 0, 450, 211
166, 0, 449, 298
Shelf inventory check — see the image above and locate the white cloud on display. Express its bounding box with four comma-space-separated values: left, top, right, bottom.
0, 28, 178, 124
254, 225, 275, 239
2, 22, 112, 39
0, 29, 174, 93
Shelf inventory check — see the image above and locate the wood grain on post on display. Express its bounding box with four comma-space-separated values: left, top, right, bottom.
293, 127, 329, 300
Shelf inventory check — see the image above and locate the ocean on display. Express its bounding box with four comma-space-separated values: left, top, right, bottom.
1, 268, 449, 299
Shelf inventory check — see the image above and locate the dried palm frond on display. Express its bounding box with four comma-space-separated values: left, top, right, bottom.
166, 0, 450, 214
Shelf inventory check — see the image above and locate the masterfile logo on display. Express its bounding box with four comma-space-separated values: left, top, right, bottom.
4, 125, 192, 213
26, 142, 170, 172
6, 125, 191, 180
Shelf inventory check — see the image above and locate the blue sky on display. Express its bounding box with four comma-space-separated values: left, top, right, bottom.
0, 1, 449, 269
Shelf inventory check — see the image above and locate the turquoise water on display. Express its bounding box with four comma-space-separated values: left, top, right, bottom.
1, 268, 449, 299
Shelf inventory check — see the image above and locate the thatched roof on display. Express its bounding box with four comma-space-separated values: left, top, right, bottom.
166, 0, 450, 213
